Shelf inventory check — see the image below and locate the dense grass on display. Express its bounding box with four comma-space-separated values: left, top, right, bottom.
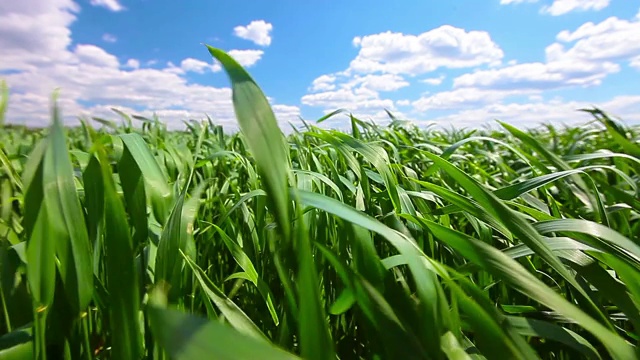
1, 49, 640, 359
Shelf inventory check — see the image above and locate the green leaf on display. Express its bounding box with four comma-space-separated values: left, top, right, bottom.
148, 289, 300, 360
97, 146, 143, 360
182, 252, 269, 343
206, 45, 291, 241
42, 104, 93, 314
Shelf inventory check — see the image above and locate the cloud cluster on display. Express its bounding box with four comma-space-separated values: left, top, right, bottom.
302, 10, 640, 127
303, 26, 503, 120
0, 1, 296, 129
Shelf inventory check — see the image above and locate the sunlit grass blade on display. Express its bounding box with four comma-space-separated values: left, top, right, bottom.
119, 133, 173, 224
42, 102, 93, 314
96, 147, 143, 359
206, 45, 291, 241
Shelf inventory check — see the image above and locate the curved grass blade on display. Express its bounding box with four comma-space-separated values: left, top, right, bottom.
42, 104, 93, 314
420, 219, 635, 359
97, 147, 143, 360
506, 316, 600, 359
148, 288, 300, 360
206, 45, 291, 241
181, 252, 269, 343
421, 152, 610, 328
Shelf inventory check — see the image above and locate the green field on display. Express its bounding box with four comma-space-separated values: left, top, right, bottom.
1, 48, 640, 359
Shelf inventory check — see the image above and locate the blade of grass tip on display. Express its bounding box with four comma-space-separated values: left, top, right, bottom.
315, 108, 347, 123
118, 147, 148, 252
42, 96, 93, 315
120, 133, 173, 224
206, 45, 291, 241
581, 108, 640, 158
96, 146, 143, 360
147, 287, 300, 360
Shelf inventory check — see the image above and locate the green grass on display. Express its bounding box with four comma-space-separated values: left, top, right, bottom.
1, 47, 639, 359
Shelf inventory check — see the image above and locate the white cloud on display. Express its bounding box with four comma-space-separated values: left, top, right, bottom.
125, 59, 139, 69
631, 56, 640, 70
74, 44, 119, 68
227, 49, 264, 67
310, 75, 336, 92
0, 0, 78, 71
102, 33, 117, 43
451, 14, 640, 92
233, 20, 273, 46
349, 26, 504, 75
396, 99, 411, 106
302, 73, 408, 118
89, 0, 124, 12
542, 0, 610, 16
421, 75, 445, 85
303, 25, 503, 116
453, 60, 618, 91
180, 58, 213, 74
412, 88, 533, 112
0, 0, 297, 130
302, 87, 394, 112
552, 15, 640, 64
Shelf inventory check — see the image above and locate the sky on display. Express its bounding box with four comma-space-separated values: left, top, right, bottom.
1, 0, 640, 130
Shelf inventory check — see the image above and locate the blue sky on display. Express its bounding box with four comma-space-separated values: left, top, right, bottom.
1, 0, 639, 129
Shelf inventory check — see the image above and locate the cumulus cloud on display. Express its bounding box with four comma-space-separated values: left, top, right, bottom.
349, 26, 504, 75
0, 0, 297, 129
180, 58, 214, 74
412, 88, 533, 112
302, 72, 412, 119
227, 49, 264, 67
450, 14, 640, 93
233, 20, 273, 46
303, 25, 504, 117
89, 0, 124, 12
310, 75, 337, 92
542, 0, 610, 16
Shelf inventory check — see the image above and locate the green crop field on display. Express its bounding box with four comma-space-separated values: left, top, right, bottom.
1, 47, 640, 359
